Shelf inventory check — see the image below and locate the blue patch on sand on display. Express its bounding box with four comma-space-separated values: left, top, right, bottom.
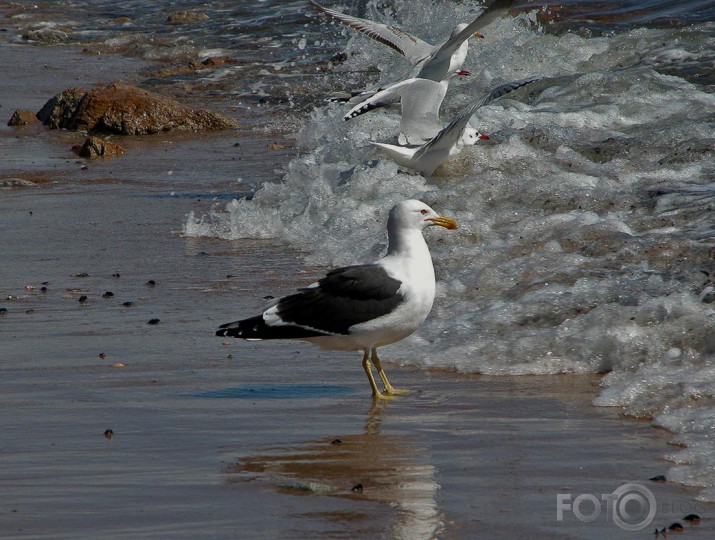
191, 383, 354, 399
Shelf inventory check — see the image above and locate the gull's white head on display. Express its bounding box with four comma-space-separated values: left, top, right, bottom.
389, 200, 458, 233
462, 126, 490, 146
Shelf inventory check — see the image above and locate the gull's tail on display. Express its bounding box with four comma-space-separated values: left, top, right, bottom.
216, 316, 325, 340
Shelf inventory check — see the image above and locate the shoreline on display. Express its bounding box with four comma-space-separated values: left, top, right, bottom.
1, 185, 711, 539
1, 32, 712, 540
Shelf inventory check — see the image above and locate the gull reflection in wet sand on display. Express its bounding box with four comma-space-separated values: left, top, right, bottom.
226, 401, 442, 539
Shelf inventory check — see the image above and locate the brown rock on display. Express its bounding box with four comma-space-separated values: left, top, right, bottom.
36, 87, 88, 131
201, 56, 235, 67
7, 109, 38, 127
37, 82, 240, 135
23, 27, 69, 44
188, 56, 236, 71
167, 11, 209, 24
75, 136, 125, 158
0, 178, 37, 187
267, 143, 290, 150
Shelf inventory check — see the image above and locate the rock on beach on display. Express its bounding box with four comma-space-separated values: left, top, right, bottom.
73, 136, 125, 158
23, 26, 69, 44
7, 109, 39, 127
36, 82, 240, 135
166, 11, 210, 24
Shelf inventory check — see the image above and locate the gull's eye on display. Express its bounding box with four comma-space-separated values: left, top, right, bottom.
420, 209, 429, 215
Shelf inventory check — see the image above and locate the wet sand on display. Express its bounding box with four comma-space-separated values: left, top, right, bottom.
1, 41, 713, 540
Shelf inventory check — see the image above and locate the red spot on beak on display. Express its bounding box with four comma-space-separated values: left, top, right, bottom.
456, 69, 470, 76
479, 134, 489, 140
473, 32, 485, 39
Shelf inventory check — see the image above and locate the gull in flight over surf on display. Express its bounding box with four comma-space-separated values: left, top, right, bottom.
344, 73, 488, 146
372, 77, 539, 176
216, 200, 457, 400
310, 0, 486, 101
329, 68, 470, 106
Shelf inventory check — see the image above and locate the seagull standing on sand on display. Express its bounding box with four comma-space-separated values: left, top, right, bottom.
216, 200, 457, 399
372, 77, 539, 176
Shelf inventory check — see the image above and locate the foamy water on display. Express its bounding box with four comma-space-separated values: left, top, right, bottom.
183, 2, 715, 500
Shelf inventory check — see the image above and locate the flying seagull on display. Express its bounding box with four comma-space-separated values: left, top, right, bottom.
310, 0, 485, 82
216, 200, 457, 399
344, 73, 488, 145
328, 68, 470, 106
372, 77, 539, 176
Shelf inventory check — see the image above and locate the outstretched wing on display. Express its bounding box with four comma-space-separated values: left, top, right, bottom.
397, 79, 448, 144
414, 12, 485, 80
414, 77, 540, 161
310, 0, 433, 65
344, 77, 446, 136
343, 81, 406, 120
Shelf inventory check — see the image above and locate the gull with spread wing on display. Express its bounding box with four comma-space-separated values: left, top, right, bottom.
372, 77, 540, 176
344, 72, 488, 145
310, 0, 486, 82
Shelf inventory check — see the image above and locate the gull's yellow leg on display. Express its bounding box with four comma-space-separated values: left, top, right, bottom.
361, 350, 386, 399
371, 349, 408, 395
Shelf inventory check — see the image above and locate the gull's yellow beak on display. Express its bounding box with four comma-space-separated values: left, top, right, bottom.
473, 32, 485, 39
426, 216, 458, 230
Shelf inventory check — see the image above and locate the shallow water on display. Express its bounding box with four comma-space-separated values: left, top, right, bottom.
1, 0, 715, 519
177, 0, 715, 501
5, 184, 711, 538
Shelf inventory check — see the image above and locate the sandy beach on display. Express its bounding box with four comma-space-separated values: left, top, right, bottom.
1, 25, 713, 540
